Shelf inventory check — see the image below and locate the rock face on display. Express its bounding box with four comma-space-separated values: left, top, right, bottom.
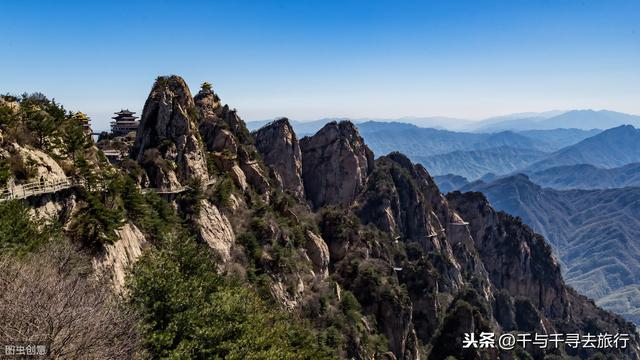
300, 121, 374, 209
253, 118, 305, 198
92, 223, 147, 290
195, 88, 270, 196
359, 152, 456, 252
0, 143, 68, 187
447, 191, 640, 359
304, 230, 329, 278
448, 191, 569, 318
132, 76, 209, 189
195, 200, 235, 261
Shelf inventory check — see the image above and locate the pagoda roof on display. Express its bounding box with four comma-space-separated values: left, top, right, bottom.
114, 109, 136, 115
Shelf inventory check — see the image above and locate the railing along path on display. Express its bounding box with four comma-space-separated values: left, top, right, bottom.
1, 177, 217, 202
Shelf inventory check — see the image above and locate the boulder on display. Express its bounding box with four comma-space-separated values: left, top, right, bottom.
305, 230, 330, 278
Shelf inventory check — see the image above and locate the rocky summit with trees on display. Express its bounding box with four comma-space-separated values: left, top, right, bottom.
1, 77, 639, 359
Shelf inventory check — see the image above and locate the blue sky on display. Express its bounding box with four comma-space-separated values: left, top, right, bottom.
1, 0, 639, 130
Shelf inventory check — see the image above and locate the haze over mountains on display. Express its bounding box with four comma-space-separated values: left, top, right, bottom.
251, 110, 640, 328
248, 110, 640, 181
459, 175, 640, 325
435, 162, 640, 193
246, 109, 640, 134
525, 125, 640, 172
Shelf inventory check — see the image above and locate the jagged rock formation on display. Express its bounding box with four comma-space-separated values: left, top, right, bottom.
253, 118, 305, 198
448, 191, 640, 359
132, 76, 209, 189
92, 223, 148, 290
11, 78, 638, 360
304, 230, 329, 278
195, 87, 270, 195
300, 121, 374, 209
196, 200, 235, 261
463, 174, 640, 325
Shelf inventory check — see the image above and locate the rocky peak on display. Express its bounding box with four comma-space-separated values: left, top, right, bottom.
358, 152, 458, 252
300, 120, 374, 209
446, 190, 640, 359
193, 88, 221, 121
252, 118, 304, 198
132, 75, 209, 189
447, 191, 569, 318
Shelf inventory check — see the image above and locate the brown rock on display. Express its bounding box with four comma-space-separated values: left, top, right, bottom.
253, 118, 305, 198
133, 76, 209, 189
304, 230, 330, 278
300, 121, 374, 209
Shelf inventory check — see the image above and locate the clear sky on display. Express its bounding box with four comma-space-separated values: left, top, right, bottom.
1, 0, 639, 130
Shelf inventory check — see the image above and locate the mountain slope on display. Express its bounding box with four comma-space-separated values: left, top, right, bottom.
414, 146, 547, 179
526, 125, 640, 172
518, 128, 602, 151
4, 80, 640, 359
527, 163, 640, 190
436, 163, 640, 192
464, 175, 640, 325
476, 110, 640, 131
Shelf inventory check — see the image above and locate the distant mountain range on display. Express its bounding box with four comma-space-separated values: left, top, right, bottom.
527, 163, 640, 190
414, 146, 547, 180
459, 174, 640, 325
474, 110, 640, 132
525, 125, 640, 172
246, 109, 640, 133
434, 126, 640, 185
248, 113, 640, 181
435, 162, 640, 193
355, 123, 598, 159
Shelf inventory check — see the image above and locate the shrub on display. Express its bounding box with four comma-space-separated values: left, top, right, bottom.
7, 151, 36, 181
127, 234, 333, 359
69, 190, 124, 250
0, 159, 9, 186
0, 200, 56, 256
0, 241, 141, 359
213, 175, 235, 207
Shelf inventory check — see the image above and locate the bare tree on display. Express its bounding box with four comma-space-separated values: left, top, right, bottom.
0, 241, 144, 359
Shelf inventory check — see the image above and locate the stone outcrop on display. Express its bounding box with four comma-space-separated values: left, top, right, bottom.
300, 121, 374, 209
195, 88, 270, 196
92, 223, 147, 290
0, 143, 68, 187
447, 191, 569, 318
253, 118, 304, 198
195, 200, 235, 261
132, 76, 209, 189
447, 191, 640, 359
359, 152, 455, 252
304, 230, 329, 278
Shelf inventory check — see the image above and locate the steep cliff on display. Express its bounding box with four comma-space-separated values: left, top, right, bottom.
300, 121, 374, 209
132, 76, 209, 189
5, 81, 639, 360
253, 118, 305, 199
448, 191, 640, 359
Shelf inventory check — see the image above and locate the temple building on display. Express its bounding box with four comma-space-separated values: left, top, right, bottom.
111, 109, 139, 136
72, 111, 92, 135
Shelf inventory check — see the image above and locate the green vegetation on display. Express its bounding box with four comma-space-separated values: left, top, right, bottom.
69, 189, 124, 249
212, 175, 235, 207
0, 158, 10, 186
0, 200, 61, 256
127, 233, 333, 359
